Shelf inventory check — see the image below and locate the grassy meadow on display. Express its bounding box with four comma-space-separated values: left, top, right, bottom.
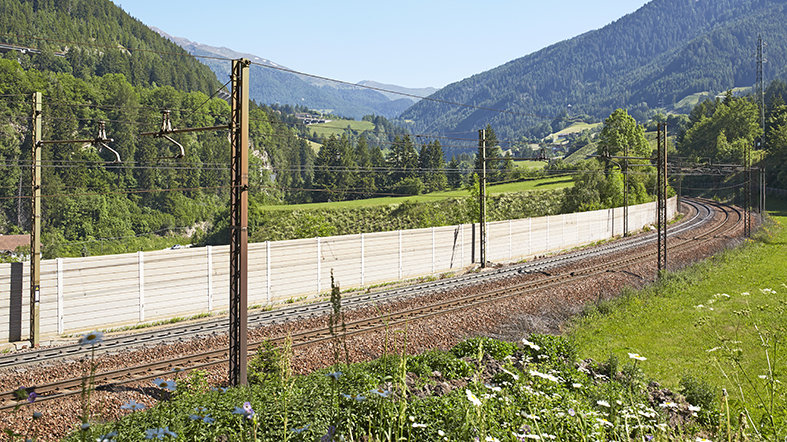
261, 175, 574, 212
570, 197, 787, 438
306, 119, 375, 138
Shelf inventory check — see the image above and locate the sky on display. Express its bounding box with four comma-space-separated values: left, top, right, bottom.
113, 0, 651, 89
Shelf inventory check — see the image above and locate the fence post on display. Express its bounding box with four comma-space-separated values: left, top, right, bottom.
360, 233, 365, 286
546, 216, 550, 252
562, 214, 566, 248
431, 227, 435, 274
138, 251, 145, 322
528, 218, 532, 256
56, 258, 63, 334
266, 241, 271, 304
460, 224, 464, 267
398, 230, 403, 280
207, 246, 213, 311
316, 237, 321, 296
508, 219, 512, 259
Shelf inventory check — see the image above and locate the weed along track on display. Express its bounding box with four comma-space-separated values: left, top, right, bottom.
0, 198, 746, 439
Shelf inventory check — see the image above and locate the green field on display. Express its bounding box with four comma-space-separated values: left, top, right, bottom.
261, 175, 574, 211
514, 160, 547, 170
544, 122, 602, 143
570, 197, 787, 435
306, 119, 375, 138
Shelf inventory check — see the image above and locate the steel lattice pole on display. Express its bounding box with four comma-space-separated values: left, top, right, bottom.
229, 59, 250, 386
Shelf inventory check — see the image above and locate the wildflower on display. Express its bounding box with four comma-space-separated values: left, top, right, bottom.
412, 422, 427, 428
32, 411, 42, 419
659, 401, 678, 408
694, 304, 705, 309
321, 425, 336, 442
341, 393, 366, 401
189, 407, 215, 423
515, 434, 540, 440
438, 430, 446, 436
501, 368, 520, 380
521, 413, 540, 420
325, 371, 342, 380
79, 331, 104, 346
27, 392, 37, 403
96, 431, 118, 442
485, 437, 500, 441
758, 375, 768, 380
484, 383, 502, 392
596, 400, 610, 408
706, 347, 722, 353
695, 438, 712, 442
571, 382, 583, 389
466, 389, 482, 406
152, 378, 176, 392
761, 288, 776, 295
291, 425, 309, 434
595, 418, 613, 427
370, 387, 391, 398
233, 402, 255, 419
522, 338, 541, 351
628, 353, 646, 361
568, 408, 576, 417
741, 291, 750, 296
529, 369, 559, 382
144, 427, 177, 439
688, 405, 701, 412
120, 400, 146, 411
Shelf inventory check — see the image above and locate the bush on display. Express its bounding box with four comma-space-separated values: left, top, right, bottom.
680, 374, 719, 425
248, 341, 283, 385
408, 350, 473, 379
451, 337, 518, 360
528, 334, 578, 364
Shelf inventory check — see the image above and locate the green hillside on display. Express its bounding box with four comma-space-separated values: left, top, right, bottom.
399, 0, 787, 139
0, 0, 219, 93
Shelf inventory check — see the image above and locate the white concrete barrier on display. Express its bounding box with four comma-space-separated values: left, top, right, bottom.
0, 198, 676, 342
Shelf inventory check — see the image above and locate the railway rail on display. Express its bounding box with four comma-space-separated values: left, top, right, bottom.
0, 197, 742, 410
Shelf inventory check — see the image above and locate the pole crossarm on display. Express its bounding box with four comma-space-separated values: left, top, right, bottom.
37, 121, 122, 163
138, 124, 229, 137
139, 110, 230, 159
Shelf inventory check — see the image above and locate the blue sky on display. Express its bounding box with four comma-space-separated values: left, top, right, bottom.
114, 1, 650, 89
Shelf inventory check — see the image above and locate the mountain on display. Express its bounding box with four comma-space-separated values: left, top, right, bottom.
399, 0, 787, 140
0, 0, 219, 93
356, 81, 438, 102
155, 30, 432, 120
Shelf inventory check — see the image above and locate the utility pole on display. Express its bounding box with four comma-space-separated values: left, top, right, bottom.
478, 129, 486, 268
757, 35, 765, 137
744, 142, 752, 238
656, 122, 667, 275
229, 59, 250, 386
30, 92, 42, 347
623, 143, 629, 237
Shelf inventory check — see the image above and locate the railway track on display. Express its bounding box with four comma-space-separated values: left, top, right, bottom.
0, 198, 741, 410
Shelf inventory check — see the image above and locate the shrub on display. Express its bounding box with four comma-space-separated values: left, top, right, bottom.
451, 337, 517, 360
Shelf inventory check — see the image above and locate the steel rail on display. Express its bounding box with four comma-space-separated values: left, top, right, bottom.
0, 200, 709, 370
0, 198, 741, 410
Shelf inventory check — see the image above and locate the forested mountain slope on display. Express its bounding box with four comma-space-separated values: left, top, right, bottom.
399, 0, 787, 139
0, 0, 219, 93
